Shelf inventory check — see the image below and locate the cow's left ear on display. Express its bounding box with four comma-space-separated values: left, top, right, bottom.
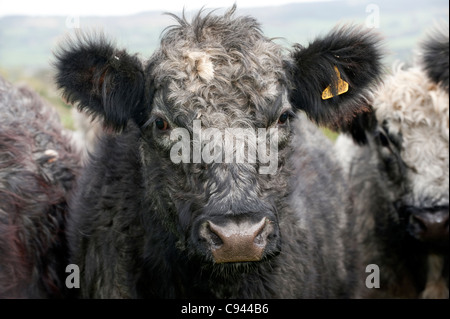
54, 33, 147, 132
287, 25, 384, 131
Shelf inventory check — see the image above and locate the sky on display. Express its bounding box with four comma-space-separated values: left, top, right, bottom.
0, 0, 333, 17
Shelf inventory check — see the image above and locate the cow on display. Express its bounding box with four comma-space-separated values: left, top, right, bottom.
55, 6, 383, 298
0, 75, 81, 298
335, 24, 449, 298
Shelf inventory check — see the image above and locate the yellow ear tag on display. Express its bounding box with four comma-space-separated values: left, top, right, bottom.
321, 66, 349, 100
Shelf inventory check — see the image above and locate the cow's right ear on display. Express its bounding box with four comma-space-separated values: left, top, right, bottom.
287, 24, 384, 131
54, 33, 146, 131
420, 24, 449, 91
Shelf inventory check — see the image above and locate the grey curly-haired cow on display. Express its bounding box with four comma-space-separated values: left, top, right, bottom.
336, 25, 449, 298
0, 75, 81, 298
55, 7, 383, 298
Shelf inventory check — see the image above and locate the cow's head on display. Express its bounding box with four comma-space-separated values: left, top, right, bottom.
345, 25, 449, 248
55, 7, 383, 265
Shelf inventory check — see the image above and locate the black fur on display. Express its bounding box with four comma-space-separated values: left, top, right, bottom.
339, 105, 378, 145
288, 24, 384, 131
420, 25, 449, 91
56, 8, 383, 298
53, 33, 147, 131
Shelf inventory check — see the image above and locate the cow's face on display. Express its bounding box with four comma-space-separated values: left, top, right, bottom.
371, 66, 449, 247
139, 13, 294, 265
55, 7, 383, 265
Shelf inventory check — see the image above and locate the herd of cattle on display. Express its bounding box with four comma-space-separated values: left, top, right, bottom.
0, 7, 448, 298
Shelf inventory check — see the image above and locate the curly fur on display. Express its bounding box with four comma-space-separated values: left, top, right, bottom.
0, 75, 81, 298
55, 6, 383, 298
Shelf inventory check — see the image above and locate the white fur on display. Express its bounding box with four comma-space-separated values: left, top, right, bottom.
375, 64, 449, 207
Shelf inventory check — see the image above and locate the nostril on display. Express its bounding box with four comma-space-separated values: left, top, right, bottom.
254, 218, 273, 246
206, 222, 223, 248
408, 213, 428, 241
254, 232, 265, 246
409, 209, 449, 242
442, 213, 449, 235
411, 214, 427, 232
199, 221, 223, 249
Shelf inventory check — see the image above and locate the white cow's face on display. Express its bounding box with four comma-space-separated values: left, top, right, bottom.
373, 65, 449, 244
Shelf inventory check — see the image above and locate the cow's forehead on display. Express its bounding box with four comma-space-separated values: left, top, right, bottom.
147, 11, 290, 124
374, 66, 449, 140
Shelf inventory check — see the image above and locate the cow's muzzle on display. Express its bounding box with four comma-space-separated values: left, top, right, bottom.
406, 206, 449, 245
194, 214, 280, 263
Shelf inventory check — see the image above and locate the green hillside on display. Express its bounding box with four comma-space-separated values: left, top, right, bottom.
1, 0, 448, 70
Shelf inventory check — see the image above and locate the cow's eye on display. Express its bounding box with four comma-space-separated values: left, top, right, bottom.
278, 111, 290, 125
155, 118, 169, 131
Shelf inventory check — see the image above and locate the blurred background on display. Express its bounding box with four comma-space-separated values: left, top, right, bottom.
0, 0, 448, 130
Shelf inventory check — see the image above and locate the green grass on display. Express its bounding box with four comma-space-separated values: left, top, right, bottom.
321, 127, 339, 142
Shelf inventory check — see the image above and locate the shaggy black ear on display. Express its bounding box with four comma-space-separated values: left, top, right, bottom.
420, 24, 449, 91
54, 33, 146, 131
287, 24, 384, 131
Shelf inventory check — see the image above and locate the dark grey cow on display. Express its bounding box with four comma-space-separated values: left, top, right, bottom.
55, 7, 383, 298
